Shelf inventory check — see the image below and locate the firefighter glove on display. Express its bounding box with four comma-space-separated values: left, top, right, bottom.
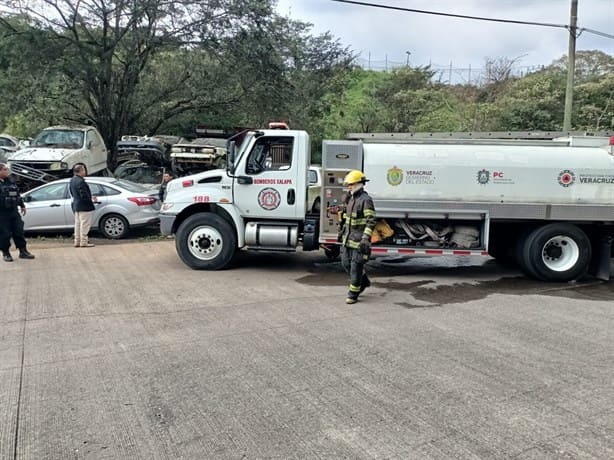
359, 236, 371, 255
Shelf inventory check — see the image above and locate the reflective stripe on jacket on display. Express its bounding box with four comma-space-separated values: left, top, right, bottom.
341, 189, 376, 249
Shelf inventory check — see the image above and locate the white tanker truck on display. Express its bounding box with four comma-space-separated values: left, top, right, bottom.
159, 124, 614, 282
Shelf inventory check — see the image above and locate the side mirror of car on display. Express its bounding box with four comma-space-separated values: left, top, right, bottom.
23, 195, 32, 202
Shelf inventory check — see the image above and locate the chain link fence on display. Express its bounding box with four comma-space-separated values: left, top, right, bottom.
354, 57, 545, 86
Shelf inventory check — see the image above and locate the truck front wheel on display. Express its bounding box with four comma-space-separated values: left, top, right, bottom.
520, 223, 591, 282
176, 213, 237, 270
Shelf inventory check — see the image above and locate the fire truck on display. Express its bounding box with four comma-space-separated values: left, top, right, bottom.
159, 124, 614, 282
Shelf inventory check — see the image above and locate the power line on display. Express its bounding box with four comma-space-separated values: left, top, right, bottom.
330, 0, 614, 39
582, 27, 614, 40
330, 0, 568, 29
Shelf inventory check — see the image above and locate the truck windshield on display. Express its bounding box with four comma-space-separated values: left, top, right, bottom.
32, 129, 84, 149
229, 133, 254, 171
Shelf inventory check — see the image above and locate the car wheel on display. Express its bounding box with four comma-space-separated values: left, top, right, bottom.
175, 213, 237, 270
99, 213, 129, 239
520, 223, 591, 282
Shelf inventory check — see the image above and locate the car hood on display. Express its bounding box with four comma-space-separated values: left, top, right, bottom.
8, 147, 77, 162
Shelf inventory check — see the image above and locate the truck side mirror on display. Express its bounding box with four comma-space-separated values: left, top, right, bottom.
227, 140, 236, 172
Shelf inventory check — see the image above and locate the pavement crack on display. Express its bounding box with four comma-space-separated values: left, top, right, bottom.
12, 277, 29, 460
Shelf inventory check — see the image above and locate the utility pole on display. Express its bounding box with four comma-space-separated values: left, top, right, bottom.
563, 0, 578, 131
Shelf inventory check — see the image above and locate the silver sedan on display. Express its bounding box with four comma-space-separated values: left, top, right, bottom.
22, 177, 160, 239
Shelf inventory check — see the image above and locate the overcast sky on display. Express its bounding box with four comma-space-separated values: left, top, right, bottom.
275, 0, 614, 78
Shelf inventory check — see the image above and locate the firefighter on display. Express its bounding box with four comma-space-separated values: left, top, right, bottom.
0, 163, 35, 262
339, 169, 376, 304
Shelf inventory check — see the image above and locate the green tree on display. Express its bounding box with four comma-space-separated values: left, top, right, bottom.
0, 0, 352, 166
550, 50, 614, 81
573, 74, 614, 130
0, 16, 68, 135
496, 70, 567, 130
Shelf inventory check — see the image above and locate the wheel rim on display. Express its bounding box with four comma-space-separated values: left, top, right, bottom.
187, 225, 224, 261
541, 235, 579, 272
103, 216, 126, 238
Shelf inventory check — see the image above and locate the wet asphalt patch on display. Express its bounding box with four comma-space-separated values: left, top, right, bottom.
297, 258, 614, 306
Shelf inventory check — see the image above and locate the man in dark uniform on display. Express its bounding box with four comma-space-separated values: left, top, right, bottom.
0, 163, 35, 262
158, 172, 173, 202
338, 169, 376, 304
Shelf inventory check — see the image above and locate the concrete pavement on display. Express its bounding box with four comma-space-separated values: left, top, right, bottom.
1, 240, 613, 459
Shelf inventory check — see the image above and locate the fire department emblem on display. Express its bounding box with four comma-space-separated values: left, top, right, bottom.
558, 170, 575, 187
477, 169, 490, 185
387, 166, 403, 186
258, 187, 281, 210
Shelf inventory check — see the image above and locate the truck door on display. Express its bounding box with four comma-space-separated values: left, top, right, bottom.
233, 134, 303, 220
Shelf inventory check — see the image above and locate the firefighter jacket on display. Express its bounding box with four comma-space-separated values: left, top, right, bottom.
0, 176, 24, 212
340, 188, 376, 249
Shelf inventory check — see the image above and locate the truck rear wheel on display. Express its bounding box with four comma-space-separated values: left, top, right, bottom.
176, 213, 236, 270
520, 223, 591, 282
515, 229, 540, 279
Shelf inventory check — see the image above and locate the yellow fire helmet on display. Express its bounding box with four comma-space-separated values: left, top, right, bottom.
343, 169, 369, 185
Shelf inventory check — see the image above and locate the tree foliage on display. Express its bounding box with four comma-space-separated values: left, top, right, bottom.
0, 1, 612, 166
0, 0, 353, 165
320, 52, 612, 136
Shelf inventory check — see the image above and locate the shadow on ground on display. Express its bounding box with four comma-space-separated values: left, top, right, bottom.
25, 226, 164, 249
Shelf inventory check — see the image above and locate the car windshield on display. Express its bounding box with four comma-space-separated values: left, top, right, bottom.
108, 179, 149, 193
32, 129, 84, 149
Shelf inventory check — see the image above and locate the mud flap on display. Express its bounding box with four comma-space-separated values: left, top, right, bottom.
590, 235, 612, 281
302, 215, 319, 251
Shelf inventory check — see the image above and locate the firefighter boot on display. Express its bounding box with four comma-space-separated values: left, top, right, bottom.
19, 249, 35, 259
345, 289, 359, 304
359, 274, 371, 294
